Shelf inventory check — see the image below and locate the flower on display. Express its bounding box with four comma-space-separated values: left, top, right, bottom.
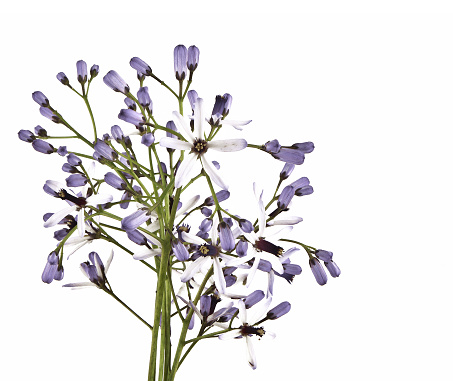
159, 98, 248, 190
209, 93, 252, 131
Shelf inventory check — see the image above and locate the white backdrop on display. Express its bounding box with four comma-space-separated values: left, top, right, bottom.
2, 3, 453, 381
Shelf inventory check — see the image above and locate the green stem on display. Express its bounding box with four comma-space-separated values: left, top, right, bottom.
107, 291, 153, 330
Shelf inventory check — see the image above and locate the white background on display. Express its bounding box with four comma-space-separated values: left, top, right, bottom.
2, 2, 453, 381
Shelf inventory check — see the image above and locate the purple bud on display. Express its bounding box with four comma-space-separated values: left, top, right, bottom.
324, 260, 341, 277
130, 57, 152, 76
166, 120, 178, 138
187, 45, 200, 72
104, 172, 126, 190
121, 209, 151, 231
290, 177, 309, 190
32, 140, 55, 154
309, 257, 328, 286
187, 90, 198, 111
174, 45, 188, 80
57, 72, 70, 86
94, 139, 117, 161
124, 97, 136, 110
271, 147, 305, 165
295, 185, 313, 196
277, 186, 295, 209
267, 301, 291, 320
222, 94, 233, 117
57, 146, 68, 156
280, 163, 295, 180
315, 250, 333, 262
244, 290, 265, 309
127, 229, 148, 245
137, 87, 152, 112
204, 190, 230, 206
62, 163, 78, 173
42, 252, 59, 284
211, 95, 226, 122
67, 153, 82, 166
54, 266, 64, 281
39, 107, 60, 123
199, 295, 212, 317
212, 161, 220, 170
141, 133, 155, 147
292, 141, 314, 153
54, 228, 69, 241
76, 60, 88, 84
264, 139, 281, 154
239, 219, 253, 233
32, 91, 49, 107
66, 174, 87, 187
236, 239, 248, 257
18, 129, 35, 142
111, 125, 125, 142
103, 70, 130, 94
90, 64, 99, 78
172, 240, 189, 261
201, 207, 212, 217
199, 218, 213, 233
218, 221, 235, 252
118, 108, 145, 127
34, 125, 47, 137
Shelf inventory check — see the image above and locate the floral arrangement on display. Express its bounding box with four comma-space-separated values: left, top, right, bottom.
18, 44, 340, 380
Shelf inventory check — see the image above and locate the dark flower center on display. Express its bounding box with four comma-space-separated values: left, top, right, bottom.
240, 324, 265, 338
254, 238, 283, 257
192, 138, 208, 154
57, 189, 87, 208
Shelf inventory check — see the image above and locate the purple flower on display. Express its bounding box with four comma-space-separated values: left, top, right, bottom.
325, 260, 341, 277
90, 64, 99, 78
42, 252, 61, 284
62, 163, 77, 173
57, 72, 70, 86
236, 239, 248, 257
39, 107, 60, 123
94, 139, 117, 161
32, 91, 49, 107
266, 301, 291, 320
104, 172, 126, 190
280, 163, 295, 180
76, 60, 88, 84
199, 218, 213, 233
118, 108, 145, 127
239, 219, 253, 233
271, 147, 305, 165
201, 207, 212, 217
292, 141, 314, 153
187, 45, 200, 72
187, 90, 198, 111
57, 146, 67, 156
137, 86, 152, 112
121, 209, 151, 231
32, 140, 55, 154
174, 44, 188, 80
204, 190, 230, 206
111, 125, 125, 142
127, 229, 148, 246
130, 57, 152, 76
66, 174, 87, 187
166, 120, 178, 138
18, 129, 35, 142
67, 153, 81, 166
141, 133, 155, 147
103, 70, 130, 94
309, 257, 328, 285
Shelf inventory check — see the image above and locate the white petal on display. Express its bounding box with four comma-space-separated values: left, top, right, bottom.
45, 180, 66, 193
133, 248, 161, 260
175, 153, 198, 189
193, 98, 204, 139
211, 213, 219, 244
78, 209, 85, 237
222, 118, 252, 131
172, 111, 195, 142
181, 231, 206, 245
245, 337, 257, 369
213, 257, 227, 295
200, 154, 228, 190
265, 331, 276, 340
226, 254, 252, 268
105, 250, 114, 273
218, 329, 241, 340
238, 300, 247, 324
208, 139, 247, 152
266, 226, 293, 240
66, 241, 90, 259
176, 195, 201, 217
246, 251, 261, 287
249, 297, 272, 323
43, 205, 77, 228
267, 216, 303, 226
159, 137, 192, 151
181, 257, 208, 282
265, 253, 284, 275
63, 282, 96, 289
88, 193, 113, 205
267, 271, 275, 298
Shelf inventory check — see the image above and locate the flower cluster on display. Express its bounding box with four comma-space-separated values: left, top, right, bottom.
19, 44, 340, 379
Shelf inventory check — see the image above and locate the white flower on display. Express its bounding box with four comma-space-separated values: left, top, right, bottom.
159, 98, 247, 190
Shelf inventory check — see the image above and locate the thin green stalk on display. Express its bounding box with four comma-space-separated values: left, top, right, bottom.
107, 291, 153, 330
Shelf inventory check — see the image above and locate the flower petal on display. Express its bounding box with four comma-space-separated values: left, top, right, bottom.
193, 98, 204, 139
245, 336, 257, 370
133, 248, 161, 260
221, 119, 252, 131
159, 137, 192, 151
175, 153, 198, 189
208, 139, 247, 152
172, 111, 195, 142
200, 154, 228, 190
213, 257, 227, 295
88, 193, 113, 205
43, 205, 77, 227
181, 257, 208, 282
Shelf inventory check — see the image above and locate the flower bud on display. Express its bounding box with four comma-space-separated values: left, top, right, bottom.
34, 125, 47, 137
124, 97, 136, 110
104, 172, 126, 190
18, 129, 35, 142
324, 260, 341, 277
187, 45, 200, 72
264, 139, 281, 154
137, 86, 152, 113
32, 91, 49, 107
174, 44, 188, 80
266, 301, 291, 320
315, 250, 333, 262
90, 64, 99, 78
66, 174, 87, 187
141, 133, 155, 147
244, 290, 265, 309
218, 221, 235, 252
103, 70, 130, 94
277, 186, 295, 209
32, 139, 55, 154
280, 163, 295, 180
130, 57, 152, 76
57, 72, 70, 86
309, 257, 327, 285
76, 60, 88, 84
118, 109, 145, 127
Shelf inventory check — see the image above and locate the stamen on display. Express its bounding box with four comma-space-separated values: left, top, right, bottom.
191, 138, 208, 154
